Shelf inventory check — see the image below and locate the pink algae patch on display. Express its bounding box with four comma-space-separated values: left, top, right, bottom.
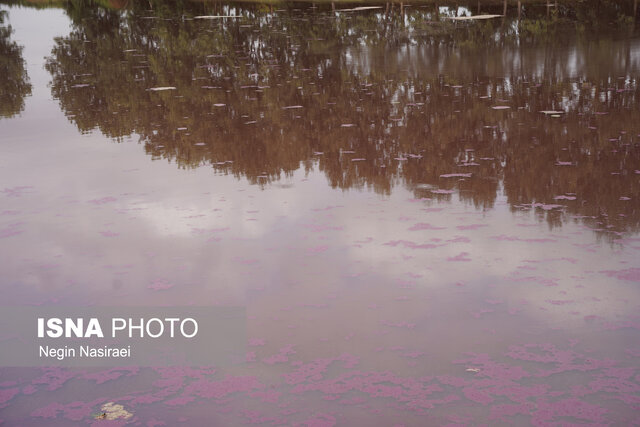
505, 343, 615, 377
295, 413, 337, 427
2, 186, 33, 197
381, 321, 416, 329
10, 342, 636, 425
408, 223, 445, 231
532, 398, 608, 425
447, 252, 471, 262
384, 240, 440, 249
303, 224, 343, 232
233, 257, 259, 264
307, 245, 329, 254
600, 268, 640, 282
163, 396, 196, 406
572, 367, 640, 404
284, 354, 360, 385
22, 385, 37, 395
262, 344, 296, 365
456, 224, 488, 230
90, 419, 128, 427
88, 196, 117, 205
31, 399, 104, 421
463, 387, 493, 405
181, 376, 265, 399
0, 222, 23, 238
31, 367, 77, 391
0, 387, 20, 408
491, 234, 556, 243
311, 205, 343, 212
249, 338, 266, 346
82, 368, 139, 384
546, 300, 575, 306
147, 279, 174, 291
191, 226, 229, 235
448, 235, 471, 243
249, 390, 281, 404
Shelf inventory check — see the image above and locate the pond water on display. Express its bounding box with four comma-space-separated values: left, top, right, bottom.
0, 1, 639, 425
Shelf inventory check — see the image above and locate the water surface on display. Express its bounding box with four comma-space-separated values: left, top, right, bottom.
1, 1, 640, 425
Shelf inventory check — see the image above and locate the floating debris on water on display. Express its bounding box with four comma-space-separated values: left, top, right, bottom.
337, 6, 384, 12
440, 173, 472, 178
94, 402, 133, 421
449, 14, 502, 21
193, 15, 242, 19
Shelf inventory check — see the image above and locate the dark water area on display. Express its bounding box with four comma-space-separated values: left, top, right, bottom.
1, 1, 640, 425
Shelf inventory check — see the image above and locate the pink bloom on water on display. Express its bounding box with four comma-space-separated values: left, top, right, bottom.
88, 196, 117, 205
148, 279, 174, 291
408, 223, 446, 231
447, 252, 471, 262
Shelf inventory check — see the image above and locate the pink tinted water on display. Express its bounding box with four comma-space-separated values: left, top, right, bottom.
1, 3, 640, 426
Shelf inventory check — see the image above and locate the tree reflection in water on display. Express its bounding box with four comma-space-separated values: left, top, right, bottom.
0, 9, 31, 118
43, 1, 640, 238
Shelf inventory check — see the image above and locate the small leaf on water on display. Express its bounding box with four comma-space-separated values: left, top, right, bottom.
440, 173, 472, 178
338, 6, 384, 12
194, 15, 242, 19
450, 14, 502, 21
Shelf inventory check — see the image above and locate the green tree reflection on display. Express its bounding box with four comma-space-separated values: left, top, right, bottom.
0, 10, 32, 118
44, 1, 640, 238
